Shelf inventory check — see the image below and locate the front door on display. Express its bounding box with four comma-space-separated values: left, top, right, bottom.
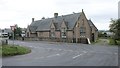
92, 33, 94, 42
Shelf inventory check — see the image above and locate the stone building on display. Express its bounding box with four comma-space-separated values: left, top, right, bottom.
26, 10, 98, 44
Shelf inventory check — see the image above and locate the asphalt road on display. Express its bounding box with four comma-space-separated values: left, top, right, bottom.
2, 40, 118, 66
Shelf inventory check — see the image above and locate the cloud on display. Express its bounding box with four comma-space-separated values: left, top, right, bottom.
0, 0, 119, 30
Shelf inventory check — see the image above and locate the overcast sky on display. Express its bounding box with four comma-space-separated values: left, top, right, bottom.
0, 0, 119, 30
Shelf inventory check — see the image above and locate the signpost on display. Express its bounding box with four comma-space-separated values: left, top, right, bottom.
10, 25, 16, 45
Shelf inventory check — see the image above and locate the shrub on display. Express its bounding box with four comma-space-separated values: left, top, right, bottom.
109, 39, 116, 45
109, 39, 120, 45
116, 40, 120, 45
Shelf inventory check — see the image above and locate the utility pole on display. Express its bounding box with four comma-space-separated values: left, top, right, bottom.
13, 31, 14, 45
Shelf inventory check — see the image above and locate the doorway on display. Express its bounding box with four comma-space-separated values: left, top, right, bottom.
92, 33, 95, 42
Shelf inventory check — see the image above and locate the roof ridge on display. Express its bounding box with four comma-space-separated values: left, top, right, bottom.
33, 12, 81, 22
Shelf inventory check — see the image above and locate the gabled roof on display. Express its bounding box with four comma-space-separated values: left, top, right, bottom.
53, 23, 59, 30
88, 20, 98, 31
29, 26, 37, 32
29, 13, 82, 32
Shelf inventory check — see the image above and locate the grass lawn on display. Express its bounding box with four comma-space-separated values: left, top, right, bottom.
0, 45, 31, 57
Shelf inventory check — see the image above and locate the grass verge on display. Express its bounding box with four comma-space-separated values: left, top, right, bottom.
109, 39, 120, 45
91, 38, 101, 44
0, 45, 31, 57
116, 40, 120, 45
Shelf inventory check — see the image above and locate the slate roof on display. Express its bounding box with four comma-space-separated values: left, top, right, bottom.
53, 23, 59, 30
88, 20, 98, 31
29, 26, 37, 32
29, 13, 82, 32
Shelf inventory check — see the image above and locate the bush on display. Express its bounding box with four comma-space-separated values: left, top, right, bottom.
109, 39, 120, 45
1, 45, 31, 57
109, 39, 116, 45
116, 40, 120, 45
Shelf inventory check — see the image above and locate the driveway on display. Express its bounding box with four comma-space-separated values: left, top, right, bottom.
94, 39, 109, 45
2, 40, 118, 66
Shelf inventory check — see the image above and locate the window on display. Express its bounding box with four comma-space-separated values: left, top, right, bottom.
82, 19, 84, 25
80, 27, 86, 37
51, 28, 55, 38
51, 32, 55, 37
61, 28, 67, 38
51, 28, 54, 32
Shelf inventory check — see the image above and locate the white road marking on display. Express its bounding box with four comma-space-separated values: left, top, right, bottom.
59, 49, 62, 51
47, 54, 60, 58
73, 54, 82, 59
72, 51, 88, 59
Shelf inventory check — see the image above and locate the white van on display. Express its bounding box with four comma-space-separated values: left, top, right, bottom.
0, 33, 8, 45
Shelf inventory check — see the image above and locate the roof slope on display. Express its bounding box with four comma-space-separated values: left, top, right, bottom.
88, 20, 98, 31
29, 13, 82, 32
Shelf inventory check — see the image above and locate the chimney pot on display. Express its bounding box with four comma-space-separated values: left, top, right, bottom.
32, 18, 34, 22
54, 13, 58, 18
82, 9, 84, 12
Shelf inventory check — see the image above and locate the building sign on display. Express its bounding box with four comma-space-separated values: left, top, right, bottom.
10, 26, 16, 31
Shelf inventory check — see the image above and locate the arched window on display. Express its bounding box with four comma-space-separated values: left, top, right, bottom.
80, 27, 86, 37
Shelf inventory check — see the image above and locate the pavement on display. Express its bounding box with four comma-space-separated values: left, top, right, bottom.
2, 40, 118, 66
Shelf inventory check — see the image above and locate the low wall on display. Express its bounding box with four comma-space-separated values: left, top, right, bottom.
23, 37, 73, 43
17, 37, 89, 44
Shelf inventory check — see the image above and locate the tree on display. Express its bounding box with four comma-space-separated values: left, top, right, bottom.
13, 24, 22, 39
14, 27, 22, 36
109, 18, 120, 44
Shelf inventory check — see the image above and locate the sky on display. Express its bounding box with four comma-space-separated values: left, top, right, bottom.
0, 0, 119, 30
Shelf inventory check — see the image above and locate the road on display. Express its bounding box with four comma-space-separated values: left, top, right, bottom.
2, 40, 118, 66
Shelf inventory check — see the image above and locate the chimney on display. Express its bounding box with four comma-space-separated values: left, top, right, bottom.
54, 13, 58, 18
82, 9, 84, 12
32, 18, 34, 22
42, 17, 45, 20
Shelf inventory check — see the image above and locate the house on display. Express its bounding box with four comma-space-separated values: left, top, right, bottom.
26, 9, 98, 43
